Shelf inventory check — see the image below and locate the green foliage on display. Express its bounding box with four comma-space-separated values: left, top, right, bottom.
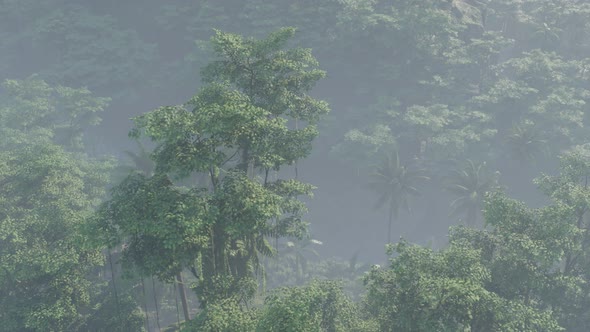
447, 188, 586, 330
330, 124, 395, 173
266, 248, 371, 304
185, 280, 374, 332
473, 49, 590, 158
94, 27, 329, 314
185, 298, 257, 332
506, 122, 548, 163
445, 160, 501, 225
531, 146, 590, 329
0, 79, 120, 331
79, 293, 145, 332
365, 234, 564, 331
368, 150, 429, 243
8, 1, 590, 330
91, 173, 210, 279
365, 240, 490, 331
398, 104, 494, 159
281, 237, 322, 284
0, 1, 156, 98
0, 77, 110, 151
0, 145, 108, 331
256, 280, 370, 332
201, 27, 329, 122
362, 148, 590, 330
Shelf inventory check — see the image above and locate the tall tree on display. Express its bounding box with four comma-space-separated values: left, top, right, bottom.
364, 235, 564, 332
92, 27, 329, 313
0, 78, 144, 331
445, 160, 501, 226
368, 150, 429, 244
281, 237, 322, 284
506, 122, 548, 164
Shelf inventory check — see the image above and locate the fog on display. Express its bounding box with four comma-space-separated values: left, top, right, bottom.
2, 1, 590, 331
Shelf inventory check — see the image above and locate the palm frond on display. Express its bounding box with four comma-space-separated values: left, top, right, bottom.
445, 159, 500, 225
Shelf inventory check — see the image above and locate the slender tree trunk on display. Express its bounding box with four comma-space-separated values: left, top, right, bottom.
387, 205, 393, 244
107, 250, 120, 312
151, 277, 161, 331
295, 119, 299, 179
173, 283, 181, 327
176, 272, 190, 322
295, 253, 301, 284
468, 207, 478, 227
141, 278, 150, 331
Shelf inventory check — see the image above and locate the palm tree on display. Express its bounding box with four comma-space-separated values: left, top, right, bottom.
445, 160, 501, 226
282, 237, 323, 284
111, 141, 155, 183
506, 124, 547, 164
368, 150, 429, 244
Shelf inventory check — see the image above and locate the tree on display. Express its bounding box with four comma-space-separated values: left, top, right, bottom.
330, 123, 396, 176
445, 159, 501, 226
92, 27, 329, 314
472, 49, 589, 161
368, 150, 429, 244
0, 1, 156, 98
0, 77, 110, 151
533, 145, 590, 329
506, 122, 548, 163
448, 191, 580, 331
364, 236, 564, 332
281, 237, 323, 284
0, 144, 112, 331
364, 157, 590, 331
365, 240, 488, 332
363, 144, 590, 331
0, 78, 143, 331
185, 297, 257, 332
256, 280, 371, 332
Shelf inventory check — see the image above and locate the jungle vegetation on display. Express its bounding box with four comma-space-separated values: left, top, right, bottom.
3, 1, 590, 331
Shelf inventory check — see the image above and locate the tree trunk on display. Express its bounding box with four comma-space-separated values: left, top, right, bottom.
151, 276, 161, 331
387, 205, 393, 244
176, 272, 190, 322
468, 207, 478, 227
107, 250, 120, 312
141, 278, 150, 331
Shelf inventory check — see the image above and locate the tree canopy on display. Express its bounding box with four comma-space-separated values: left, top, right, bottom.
4, 1, 590, 330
